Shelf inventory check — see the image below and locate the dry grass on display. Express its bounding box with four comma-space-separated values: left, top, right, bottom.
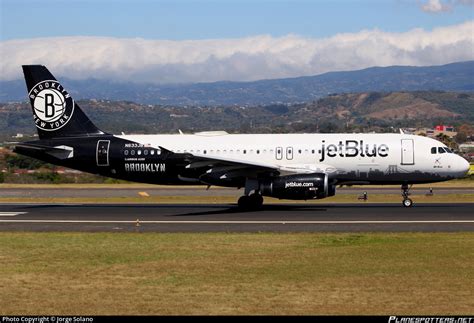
0, 232, 473, 315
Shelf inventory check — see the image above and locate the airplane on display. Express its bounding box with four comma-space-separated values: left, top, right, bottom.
14, 65, 470, 208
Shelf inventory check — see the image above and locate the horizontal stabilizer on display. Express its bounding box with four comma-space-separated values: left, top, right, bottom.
14, 143, 74, 160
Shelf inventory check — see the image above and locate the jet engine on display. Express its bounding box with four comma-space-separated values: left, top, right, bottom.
259, 173, 335, 200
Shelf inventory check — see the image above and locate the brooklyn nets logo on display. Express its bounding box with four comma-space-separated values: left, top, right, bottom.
29, 80, 75, 131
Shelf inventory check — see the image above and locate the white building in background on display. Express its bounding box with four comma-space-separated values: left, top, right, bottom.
459, 142, 474, 152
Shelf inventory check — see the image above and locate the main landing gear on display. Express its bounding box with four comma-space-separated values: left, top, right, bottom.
401, 184, 413, 207
238, 193, 263, 210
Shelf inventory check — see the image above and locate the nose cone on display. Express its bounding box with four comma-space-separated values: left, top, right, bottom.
454, 156, 470, 178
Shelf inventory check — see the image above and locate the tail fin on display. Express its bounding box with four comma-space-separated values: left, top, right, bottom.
22, 65, 106, 139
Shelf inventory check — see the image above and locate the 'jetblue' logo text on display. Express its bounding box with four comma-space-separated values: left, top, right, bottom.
319, 140, 389, 162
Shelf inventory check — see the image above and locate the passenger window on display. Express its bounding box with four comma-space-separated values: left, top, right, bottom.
131, 150, 135, 156
144, 150, 148, 155
431, 147, 436, 154
124, 150, 129, 156
150, 150, 155, 155
438, 147, 445, 154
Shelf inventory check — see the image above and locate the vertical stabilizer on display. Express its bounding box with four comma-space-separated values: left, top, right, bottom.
22, 65, 106, 139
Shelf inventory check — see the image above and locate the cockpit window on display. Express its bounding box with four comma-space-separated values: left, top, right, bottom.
432, 147, 453, 154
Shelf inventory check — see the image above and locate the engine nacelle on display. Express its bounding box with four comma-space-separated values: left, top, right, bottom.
259, 173, 336, 200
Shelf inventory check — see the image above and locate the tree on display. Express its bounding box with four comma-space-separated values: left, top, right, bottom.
5, 154, 47, 170
435, 133, 458, 150
455, 124, 474, 143
455, 132, 467, 144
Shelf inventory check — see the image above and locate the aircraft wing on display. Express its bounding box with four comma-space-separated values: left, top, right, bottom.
160, 146, 337, 184
160, 146, 278, 181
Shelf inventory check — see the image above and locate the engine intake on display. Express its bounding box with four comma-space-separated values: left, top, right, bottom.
259, 173, 335, 200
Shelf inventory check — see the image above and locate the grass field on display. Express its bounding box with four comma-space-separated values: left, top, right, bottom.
0, 232, 473, 315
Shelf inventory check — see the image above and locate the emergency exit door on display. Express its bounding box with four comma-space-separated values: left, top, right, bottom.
401, 139, 414, 165
97, 140, 110, 166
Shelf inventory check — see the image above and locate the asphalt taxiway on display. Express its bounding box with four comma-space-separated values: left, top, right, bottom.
0, 203, 473, 232
1, 186, 472, 198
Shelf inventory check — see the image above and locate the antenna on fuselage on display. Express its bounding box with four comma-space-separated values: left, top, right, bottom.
399, 129, 405, 134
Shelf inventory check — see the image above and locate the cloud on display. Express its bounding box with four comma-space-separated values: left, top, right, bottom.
0, 21, 473, 84
420, 0, 474, 13
421, 0, 451, 12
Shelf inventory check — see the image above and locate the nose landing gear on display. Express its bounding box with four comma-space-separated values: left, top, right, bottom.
401, 184, 413, 207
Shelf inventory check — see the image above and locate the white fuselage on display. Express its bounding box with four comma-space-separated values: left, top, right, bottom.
117, 132, 469, 184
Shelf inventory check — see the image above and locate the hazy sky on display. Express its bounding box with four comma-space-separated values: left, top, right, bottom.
1, 0, 473, 83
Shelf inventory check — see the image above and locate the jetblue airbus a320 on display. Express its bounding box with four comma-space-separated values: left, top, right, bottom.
15, 66, 470, 208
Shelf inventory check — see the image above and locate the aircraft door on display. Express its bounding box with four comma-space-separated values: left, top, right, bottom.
401, 139, 414, 165
97, 140, 110, 166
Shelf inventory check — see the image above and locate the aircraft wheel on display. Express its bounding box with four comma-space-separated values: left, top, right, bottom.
249, 193, 263, 209
402, 198, 413, 207
238, 194, 263, 210
238, 195, 251, 209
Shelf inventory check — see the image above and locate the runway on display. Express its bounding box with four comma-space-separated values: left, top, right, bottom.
1, 203, 473, 232
1, 186, 472, 198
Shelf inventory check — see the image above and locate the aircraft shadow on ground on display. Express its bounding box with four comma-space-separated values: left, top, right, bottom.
12, 202, 464, 218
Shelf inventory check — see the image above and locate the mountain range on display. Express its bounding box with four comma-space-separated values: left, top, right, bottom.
1, 61, 473, 106
1, 91, 472, 138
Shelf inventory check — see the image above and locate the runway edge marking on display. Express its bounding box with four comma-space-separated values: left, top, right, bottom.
0, 212, 27, 217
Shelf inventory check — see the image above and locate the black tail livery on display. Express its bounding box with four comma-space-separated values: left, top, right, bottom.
23, 65, 106, 139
